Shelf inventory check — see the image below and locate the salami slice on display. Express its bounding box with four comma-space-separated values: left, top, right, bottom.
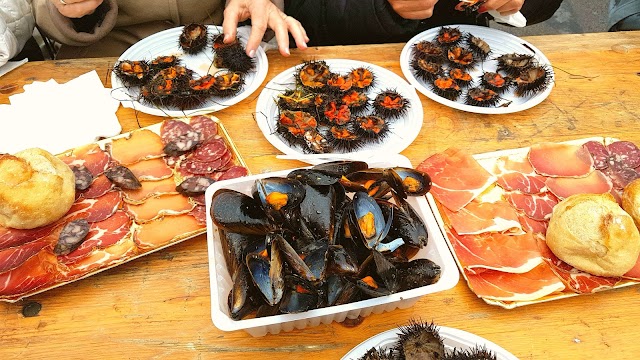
192, 205, 207, 224
160, 119, 194, 145
583, 141, 609, 170
604, 167, 640, 189
189, 115, 218, 141
218, 166, 248, 181
607, 141, 640, 169
181, 151, 232, 175
192, 138, 227, 161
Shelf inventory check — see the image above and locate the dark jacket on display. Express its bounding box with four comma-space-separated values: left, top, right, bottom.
285, 0, 564, 46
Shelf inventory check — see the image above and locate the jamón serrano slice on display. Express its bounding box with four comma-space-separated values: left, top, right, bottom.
417, 148, 496, 212
58, 143, 110, 177
80, 174, 114, 199
446, 228, 543, 274
133, 212, 203, 250
441, 199, 522, 235
505, 191, 559, 221
0, 250, 59, 300
545, 170, 612, 199
465, 263, 565, 302
493, 155, 547, 194
528, 142, 594, 177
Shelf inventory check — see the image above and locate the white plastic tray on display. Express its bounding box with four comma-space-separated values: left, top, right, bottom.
205, 155, 459, 336
342, 325, 519, 360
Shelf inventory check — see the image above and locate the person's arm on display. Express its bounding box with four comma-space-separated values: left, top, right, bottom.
33, 0, 118, 47
1, 0, 36, 66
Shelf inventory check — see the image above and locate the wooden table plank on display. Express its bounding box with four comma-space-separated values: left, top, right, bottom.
1, 31, 640, 359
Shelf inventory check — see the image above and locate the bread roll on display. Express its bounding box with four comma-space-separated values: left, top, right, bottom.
546, 193, 640, 277
0, 148, 75, 229
622, 178, 640, 229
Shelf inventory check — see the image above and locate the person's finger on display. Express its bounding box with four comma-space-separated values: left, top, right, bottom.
245, 15, 269, 57
222, 6, 244, 43
495, 0, 523, 14
270, 15, 291, 56
285, 17, 308, 50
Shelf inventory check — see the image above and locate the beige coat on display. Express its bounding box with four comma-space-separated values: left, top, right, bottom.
34, 0, 224, 58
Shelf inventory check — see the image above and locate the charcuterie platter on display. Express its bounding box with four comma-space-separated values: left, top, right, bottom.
419, 138, 640, 308
0, 115, 249, 302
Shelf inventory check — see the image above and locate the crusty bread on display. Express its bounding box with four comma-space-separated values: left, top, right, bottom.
622, 179, 640, 229
546, 193, 640, 277
0, 148, 75, 229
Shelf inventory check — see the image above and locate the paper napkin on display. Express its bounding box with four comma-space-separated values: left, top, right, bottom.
0, 70, 121, 155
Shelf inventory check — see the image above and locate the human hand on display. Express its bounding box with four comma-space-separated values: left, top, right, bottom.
222, 0, 309, 57
387, 0, 440, 20
50, 0, 103, 18
478, 0, 525, 16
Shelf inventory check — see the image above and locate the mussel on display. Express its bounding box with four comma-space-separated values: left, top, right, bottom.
210, 189, 271, 235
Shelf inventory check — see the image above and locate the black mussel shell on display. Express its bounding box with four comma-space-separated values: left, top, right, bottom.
287, 168, 339, 186
397, 258, 441, 291
325, 244, 359, 277
386, 167, 432, 197
210, 189, 271, 235
279, 274, 320, 314
246, 239, 284, 306
326, 275, 361, 306
219, 230, 265, 276
271, 233, 316, 282
228, 263, 260, 320
312, 160, 369, 177
252, 177, 306, 212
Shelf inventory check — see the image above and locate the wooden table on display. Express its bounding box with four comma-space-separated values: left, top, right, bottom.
1, 31, 640, 359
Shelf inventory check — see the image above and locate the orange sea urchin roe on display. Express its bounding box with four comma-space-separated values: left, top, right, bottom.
351, 68, 374, 88
448, 47, 474, 66
379, 94, 404, 109
331, 126, 358, 140
434, 77, 460, 90
324, 102, 351, 125
327, 74, 353, 91
450, 68, 472, 82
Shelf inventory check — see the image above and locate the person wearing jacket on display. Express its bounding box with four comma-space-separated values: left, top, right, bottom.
1, 0, 36, 67
284, 0, 564, 46
33, 0, 308, 59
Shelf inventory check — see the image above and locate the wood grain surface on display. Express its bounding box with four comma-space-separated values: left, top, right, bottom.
1, 31, 639, 360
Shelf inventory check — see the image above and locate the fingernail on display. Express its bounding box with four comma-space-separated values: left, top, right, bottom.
478, 6, 487, 13
284, 48, 290, 56
248, 49, 256, 58
223, 34, 230, 42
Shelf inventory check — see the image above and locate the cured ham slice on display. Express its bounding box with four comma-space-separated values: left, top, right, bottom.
536, 235, 620, 293
492, 155, 547, 194
0, 250, 59, 299
122, 177, 179, 203
0, 237, 53, 273
446, 228, 543, 273
441, 200, 522, 235
133, 213, 203, 250
465, 263, 565, 302
63, 237, 137, 280
528, 142, 594, 177
0, 223, 56, 250
189, 115, 218, 141
59, 211, 132, 263
545, 170, 613, 199
58, 143, 110, 176
123, 194, 195, 222
516, 212, 548, 234
417, 148, 496, 212
505, 191, 559, 221
64, 191, 122, 223
161, 119, 193, 145
127, 158, 173, 181
109, 129, 165, 165
80, 174, 114, 199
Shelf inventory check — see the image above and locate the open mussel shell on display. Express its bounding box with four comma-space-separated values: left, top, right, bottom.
279, 274, 320, 314
228, 263, 260, 320
387, 167, 432, 197
246, 239, 284, 306
378, 198, 429, 250
219, 230, 265, 276
210, 189, 272, 235
326, 275, 360, 306
252, 177, 306, 212
372, 250, 400, 293
270, 233, 316, 282
325, 245, 359, 277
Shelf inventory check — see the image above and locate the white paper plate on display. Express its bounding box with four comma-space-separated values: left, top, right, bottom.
342, 326, 519, 360
111, 26, 268, 117
400, 25, 554, 115
255, 59, 423, 164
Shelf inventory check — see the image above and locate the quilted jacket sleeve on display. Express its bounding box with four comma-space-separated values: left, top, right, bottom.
0, 0, 36, 66
33, 0, 117, 47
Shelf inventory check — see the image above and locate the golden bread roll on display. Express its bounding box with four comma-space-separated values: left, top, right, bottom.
546, 193, 640, 277
622, 179, 640, 228
0, 148, 75, 229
